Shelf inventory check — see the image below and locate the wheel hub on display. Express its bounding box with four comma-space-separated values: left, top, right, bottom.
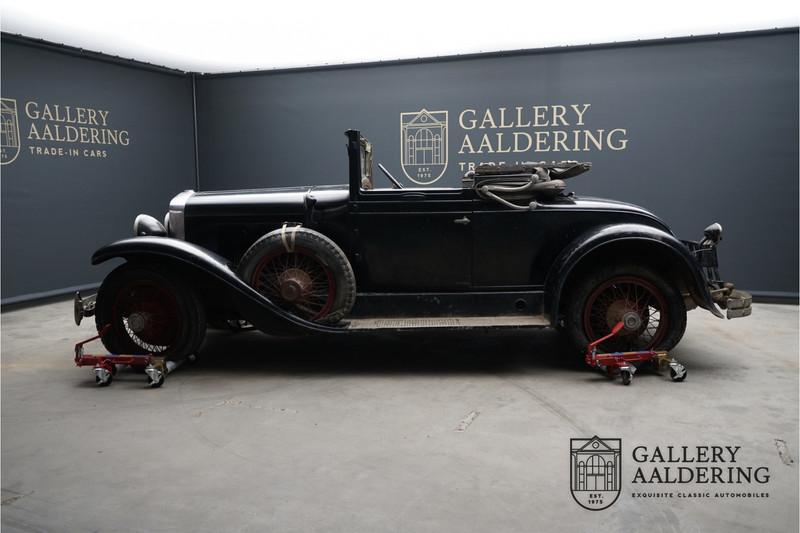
127, 312, 148, 333
278, 268, 312, 302
605, 300, 642, 331
621, 311, 642, 332
584, 276, 668, 352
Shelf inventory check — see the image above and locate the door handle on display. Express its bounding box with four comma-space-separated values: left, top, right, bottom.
453, 216, 471, 225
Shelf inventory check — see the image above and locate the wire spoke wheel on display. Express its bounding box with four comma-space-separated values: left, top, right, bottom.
251, 248, 336, 321
112, 281, 182, 353
237, 227, 356, 324
583, 276, 669, 352
95, 266, 206, 359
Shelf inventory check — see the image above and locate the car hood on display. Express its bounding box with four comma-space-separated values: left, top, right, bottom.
186, 184, 348, 217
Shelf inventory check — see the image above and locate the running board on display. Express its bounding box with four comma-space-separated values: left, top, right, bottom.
345, 315, 549, 330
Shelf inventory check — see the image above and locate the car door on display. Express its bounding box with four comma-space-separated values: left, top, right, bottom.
471, 199, 548, 289
350, 188, 473, 291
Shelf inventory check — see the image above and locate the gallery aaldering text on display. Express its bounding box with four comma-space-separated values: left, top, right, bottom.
23, 102, 130, 146
631, 446, 770, 484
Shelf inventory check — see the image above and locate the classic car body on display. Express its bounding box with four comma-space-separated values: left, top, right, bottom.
76, 130, 751, 358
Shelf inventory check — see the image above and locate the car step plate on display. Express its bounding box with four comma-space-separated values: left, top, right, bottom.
346, 315, 549, 330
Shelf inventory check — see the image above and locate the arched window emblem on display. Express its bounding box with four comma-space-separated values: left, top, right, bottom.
1, 98, 21, 166
570, 436, 622, 510
400, 109, 448, 185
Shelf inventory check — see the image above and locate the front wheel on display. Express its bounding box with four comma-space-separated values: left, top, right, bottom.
563, 264, 687, 353
94, 265, 206, 359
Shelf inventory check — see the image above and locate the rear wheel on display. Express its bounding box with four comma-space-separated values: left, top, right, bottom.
94, 265, 206, 358
563, 264, 686, 353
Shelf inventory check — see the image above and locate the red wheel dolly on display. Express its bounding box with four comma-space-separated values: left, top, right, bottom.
74, 325, 193, 388
585, 321, 687, 385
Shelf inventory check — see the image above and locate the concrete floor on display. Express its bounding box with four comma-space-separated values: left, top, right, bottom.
1, 301, 797, 533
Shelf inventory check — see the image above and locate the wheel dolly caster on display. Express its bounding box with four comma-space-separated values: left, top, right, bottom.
619, 365, 635, 386
669, 361, 687, 382
145, 365, 165, 388
144, 355, 195, 388
94, 365, 115, 387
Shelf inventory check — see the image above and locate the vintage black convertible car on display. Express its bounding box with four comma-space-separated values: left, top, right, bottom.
75, 130, 751, 358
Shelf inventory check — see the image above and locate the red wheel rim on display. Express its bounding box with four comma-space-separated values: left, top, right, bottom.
112, 281, 182, 353
251, 247, 336, 321
583, 276, 669, 352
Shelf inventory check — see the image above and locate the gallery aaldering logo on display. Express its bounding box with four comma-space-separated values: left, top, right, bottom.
0, 97, 131, 164
400, 109, 448, 185
570, 436, 622, 510
570, 438, 773, 510
1, 98, 21, 165
399, 104, 628, 184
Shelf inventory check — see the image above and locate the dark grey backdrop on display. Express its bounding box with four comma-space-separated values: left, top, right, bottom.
2, 29, 798, 303
1, 37, 196, 303
196, 29, 799, 299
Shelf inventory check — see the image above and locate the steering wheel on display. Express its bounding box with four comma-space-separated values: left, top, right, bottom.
378, 163, 404, 189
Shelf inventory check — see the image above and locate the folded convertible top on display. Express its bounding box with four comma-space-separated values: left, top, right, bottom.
472, 161, 592, 181
465, 161, 592, 210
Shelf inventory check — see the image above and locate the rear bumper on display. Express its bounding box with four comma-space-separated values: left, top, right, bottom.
682, 237, 752, 320
718, 288, 752, 319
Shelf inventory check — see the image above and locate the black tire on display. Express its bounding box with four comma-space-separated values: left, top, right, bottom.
237, 226, 356, 324
563, 263, 687, 354
94, 265, 206, 359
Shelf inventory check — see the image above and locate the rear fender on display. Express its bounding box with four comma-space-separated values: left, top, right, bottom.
544, 223, 723, 322
92, 237, 344, 335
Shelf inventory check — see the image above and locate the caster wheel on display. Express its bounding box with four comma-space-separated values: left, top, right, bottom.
147, 374, 165, 388
670, 365, 687, 382
95, 368, 113, 387
621, 370, 632, 386
145, 366, 165, 388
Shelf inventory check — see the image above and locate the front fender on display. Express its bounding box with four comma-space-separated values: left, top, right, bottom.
92, 237, 345, 335
544, 223, 723, 321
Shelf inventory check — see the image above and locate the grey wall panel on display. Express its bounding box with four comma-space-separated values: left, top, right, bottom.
196, 30, 799, 296
1, 38, 196, 302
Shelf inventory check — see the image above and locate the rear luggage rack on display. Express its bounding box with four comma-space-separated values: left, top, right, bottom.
682, 230, 752, 319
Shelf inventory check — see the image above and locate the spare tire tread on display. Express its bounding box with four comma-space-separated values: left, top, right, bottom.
237, 227, 356, 324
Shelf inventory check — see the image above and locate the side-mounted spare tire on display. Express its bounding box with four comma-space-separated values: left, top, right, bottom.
237, 226, 356, 324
